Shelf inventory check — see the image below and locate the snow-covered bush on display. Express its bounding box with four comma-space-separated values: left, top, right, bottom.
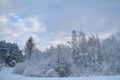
46, 68, 59, 77
23, 65, 59, 77
22, 60, 59, 77
23, 65, 41, 77
13, 61, 29, 74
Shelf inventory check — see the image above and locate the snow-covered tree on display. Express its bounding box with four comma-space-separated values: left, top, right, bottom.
87, 35, 101, 74
53, 44, 71, 77
24, 36, 35, 60
78, 31, 87, 53
78, 31, 88, 68
13, 31, 120, 77
71, 30, 80, 65
100, 35, 120, 75
0, 40, 23, 67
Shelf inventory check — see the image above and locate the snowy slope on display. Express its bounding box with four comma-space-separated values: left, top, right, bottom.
0, 67, 120, 80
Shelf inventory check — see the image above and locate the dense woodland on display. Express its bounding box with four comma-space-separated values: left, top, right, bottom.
0, 41, 23, 67
0, 30, 120, 77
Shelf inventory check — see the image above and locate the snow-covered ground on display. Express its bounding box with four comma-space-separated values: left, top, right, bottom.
0, 67, 120, 80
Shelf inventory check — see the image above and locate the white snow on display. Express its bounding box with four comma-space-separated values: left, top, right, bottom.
0, 67, 120, 80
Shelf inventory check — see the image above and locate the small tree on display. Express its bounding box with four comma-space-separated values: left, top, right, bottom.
24, 36, 34, 60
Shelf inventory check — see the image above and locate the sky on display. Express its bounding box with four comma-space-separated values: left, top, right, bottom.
0, 0, 120, 51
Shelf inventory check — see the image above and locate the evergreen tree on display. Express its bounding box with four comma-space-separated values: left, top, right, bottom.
24, 36, 35, 60
0, 40, 23, 67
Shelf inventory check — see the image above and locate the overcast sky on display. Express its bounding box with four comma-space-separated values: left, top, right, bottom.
0, 0, 120, 51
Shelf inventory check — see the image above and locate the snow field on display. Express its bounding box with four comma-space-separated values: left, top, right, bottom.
0, 67, 120, 80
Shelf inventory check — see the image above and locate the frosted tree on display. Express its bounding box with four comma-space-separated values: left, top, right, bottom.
78, 31, 88, 68
101, 35, 120, 75
50, 44, 71, 77
87, 35, 101, 74
24, 36, 35, 60
71, 30, 80, 65
13, 31, 120, 77
0, 40, 23, 67
78, 31, 87, 53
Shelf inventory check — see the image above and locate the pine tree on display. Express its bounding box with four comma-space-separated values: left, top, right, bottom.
0, 40, 23, 67
24, 36, 35, 60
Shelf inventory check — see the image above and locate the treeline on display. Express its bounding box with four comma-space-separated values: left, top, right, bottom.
0, 41, 23, 67
13, 30, 120, 77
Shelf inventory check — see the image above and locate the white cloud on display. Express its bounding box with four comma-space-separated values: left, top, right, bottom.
0, 14, 47, 50
8, 14, 46, 33
24, 17, 46, 32
0, 15, 13, 35
0, 0, 120, 51
0, 15, 8, 23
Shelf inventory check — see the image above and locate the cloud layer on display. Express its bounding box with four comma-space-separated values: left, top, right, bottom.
0, 0, 120, 51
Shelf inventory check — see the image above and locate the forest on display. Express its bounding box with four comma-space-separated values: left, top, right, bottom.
0, 30, 120, 77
